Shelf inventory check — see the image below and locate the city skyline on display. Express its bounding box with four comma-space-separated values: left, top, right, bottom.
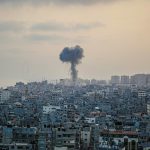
0, 0, 150, 87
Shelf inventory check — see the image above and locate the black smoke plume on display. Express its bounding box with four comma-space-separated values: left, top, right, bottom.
59, 45, 84, 82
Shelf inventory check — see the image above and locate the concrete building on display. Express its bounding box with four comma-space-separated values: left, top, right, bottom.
146, 74, 150, 87
85, 118, 96, 124
0, 89, 11, 103
121, 76, 130, 85
138, 90, 146, 99
54, 147, 68, 150
38, 131, 46, 150
110, 76, 120, 85
81, 127, 91, 149
0, 143, 32, 150
130, 74, 147, 87
2, 126, 13, 144
139, 142, 150, 150
147, 100, 150, 115
54, 126, 80, 150
99, 130, 138, 150
43, 105, 61, 114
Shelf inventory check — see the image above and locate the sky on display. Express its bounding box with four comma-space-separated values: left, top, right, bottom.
0, 0, 150, 87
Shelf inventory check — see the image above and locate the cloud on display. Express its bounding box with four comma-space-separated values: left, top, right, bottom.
73, 22, 105, 30
0, 0, 123, 6
0, 21, 26, 32
0, 20, 104, 45
25, 34, 64, 42
0, 20, 104, 33
31, 22, 67, 31
31, 22, 105, 32
24, 33, 87, 44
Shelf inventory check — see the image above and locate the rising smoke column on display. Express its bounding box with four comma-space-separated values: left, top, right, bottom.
59, 45, 84, 82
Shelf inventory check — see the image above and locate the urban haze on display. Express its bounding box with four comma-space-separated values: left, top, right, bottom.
0, 0, 150, 150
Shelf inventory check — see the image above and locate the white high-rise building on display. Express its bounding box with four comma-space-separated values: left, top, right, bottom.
146, 74, 150, 87
147, 101, 150, 115
110, 76, 120, 84
130, 74, 147, 87
0, 89, 11, 103
121, 75, 130, 84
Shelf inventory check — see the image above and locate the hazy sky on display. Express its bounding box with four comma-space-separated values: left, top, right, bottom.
0, 0, 150, 87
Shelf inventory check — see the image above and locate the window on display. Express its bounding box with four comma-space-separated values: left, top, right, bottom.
58, 135, 61, 137
11, 146, 14, 149
17, 146, 23, 149
131, 140, 136, 150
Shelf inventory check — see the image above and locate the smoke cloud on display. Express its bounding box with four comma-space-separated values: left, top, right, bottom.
59, 45, 84, 82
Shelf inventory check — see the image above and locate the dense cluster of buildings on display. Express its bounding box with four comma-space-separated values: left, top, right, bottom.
110, 74, 150, 87
0, 74, 150, 150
